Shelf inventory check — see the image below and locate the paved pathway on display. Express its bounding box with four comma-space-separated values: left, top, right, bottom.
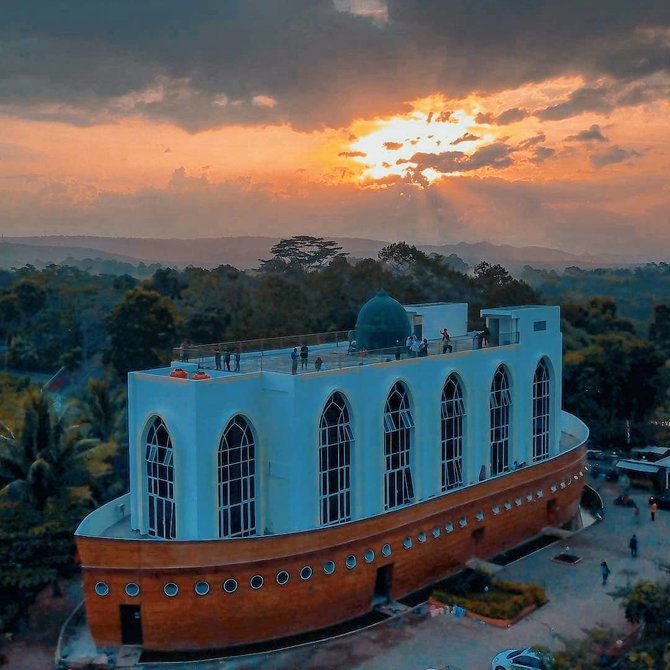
141, 482, 667, 670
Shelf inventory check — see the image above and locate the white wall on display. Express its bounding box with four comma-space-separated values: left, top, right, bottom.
127, 305, 563, 540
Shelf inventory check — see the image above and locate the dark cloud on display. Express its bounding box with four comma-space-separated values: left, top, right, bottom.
475, 108, 529, 125
1, 1, 668, 130
408, 142, 514, 175
494, 107, 529, 125
534, 85, 614, 120
475, 112, 495, 124
451, 132, 480, 145
530, 146, 556, 164
517, 133, 546, 150
590, 146, 642, 168
566, 124, 609, 143
384, 141, 404, 150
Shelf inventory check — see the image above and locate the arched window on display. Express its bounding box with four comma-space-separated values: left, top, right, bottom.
384, 381, 415, 510
145, 416, 176, 539
319, 392, 353, 525
532, 359, 551, 462
490, 366, 511, 476
441, 375, 465, 490
218, 416, 256, 538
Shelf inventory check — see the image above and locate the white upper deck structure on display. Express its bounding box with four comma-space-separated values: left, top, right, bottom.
77, 301, 588, 542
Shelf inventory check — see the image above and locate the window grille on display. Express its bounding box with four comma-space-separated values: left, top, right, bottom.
145, 416, 176, 539
218, 416, 256, 538
490, 366, 511, 476
441, 375, 465, 491
319, 392, 353, 525
384, 382, 415, 510
532, 359, 551, 462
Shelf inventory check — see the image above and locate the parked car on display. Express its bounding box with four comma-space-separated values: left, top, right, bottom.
491, 647, 551, 669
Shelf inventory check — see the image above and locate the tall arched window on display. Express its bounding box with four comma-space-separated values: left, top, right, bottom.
532, 359, 551, 462
218, 416, 256, 538
490, 365, 511, 476
441, 375, 465, 490
145, 416, 176, 539
384, 381, 415, 510
319, 392, 353, 525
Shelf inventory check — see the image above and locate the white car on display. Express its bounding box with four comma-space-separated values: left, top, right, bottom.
491, 647, 549, 670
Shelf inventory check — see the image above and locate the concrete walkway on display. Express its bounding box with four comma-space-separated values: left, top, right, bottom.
138, 482, 668, 670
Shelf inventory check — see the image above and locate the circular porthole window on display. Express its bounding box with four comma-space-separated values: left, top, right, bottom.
250, 575, 264, 590
526, 493, 533, 502
445, 521, 454, 533
364, 549, 375, 563
94, 582, 109, 597
223, 578, 238, 594
504, 501, 512, 510
381, 543, 392, 557
536, 489, 544, 498
551, 484, 558, 492
458, 517, 468, 528
475, 511, 484, 521
276, 571, 290, 586
124, 582, 140, 597
492, 505, 500, 515
163, 582, 179, 597
323, 561, 336, 575
194, 581, 210, 596
432, 527, 441, 539
300, 566, 313, 581
345, 555, 357, 570
403, 537, 413, 550
418, 531, 427, 543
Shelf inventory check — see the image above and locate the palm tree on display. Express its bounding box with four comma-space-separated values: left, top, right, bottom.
0, 389, 93, 511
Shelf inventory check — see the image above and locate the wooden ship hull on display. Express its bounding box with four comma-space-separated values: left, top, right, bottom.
77, 443, 586, 652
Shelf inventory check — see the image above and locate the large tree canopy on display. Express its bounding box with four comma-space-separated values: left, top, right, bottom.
104, 288, 177, 378
259, 236, 348, 274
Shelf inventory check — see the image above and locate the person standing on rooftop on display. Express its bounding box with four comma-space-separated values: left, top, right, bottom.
441, 328, 452, 353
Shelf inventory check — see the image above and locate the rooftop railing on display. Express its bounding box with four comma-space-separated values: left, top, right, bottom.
169, 330, 520, 377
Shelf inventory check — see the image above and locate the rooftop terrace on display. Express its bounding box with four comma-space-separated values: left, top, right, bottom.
164, 329, 520, 378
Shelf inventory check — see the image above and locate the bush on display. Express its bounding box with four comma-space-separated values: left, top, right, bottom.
432, 569, 546, 620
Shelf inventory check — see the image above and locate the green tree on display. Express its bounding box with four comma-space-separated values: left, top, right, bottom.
0, 390, 92, 511
650, 304, 670, 354
378, 242, 426, 273
79, 378, 123, 442
259, 236, 348, 274
104, 287, 177, 377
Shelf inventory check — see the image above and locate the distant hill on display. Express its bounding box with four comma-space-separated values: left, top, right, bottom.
0, 235, 649, 273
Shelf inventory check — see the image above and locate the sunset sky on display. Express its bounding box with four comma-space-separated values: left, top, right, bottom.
1, 1, 670, 257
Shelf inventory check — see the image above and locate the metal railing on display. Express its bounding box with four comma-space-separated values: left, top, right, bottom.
169, 331, 520, 377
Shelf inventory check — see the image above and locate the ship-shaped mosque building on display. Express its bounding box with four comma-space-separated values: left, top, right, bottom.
76, 291, 588, 651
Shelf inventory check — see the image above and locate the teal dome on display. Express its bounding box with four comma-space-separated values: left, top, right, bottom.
355, 289, 411, 350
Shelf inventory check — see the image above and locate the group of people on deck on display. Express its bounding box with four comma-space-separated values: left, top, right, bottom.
214, 344, 240, 371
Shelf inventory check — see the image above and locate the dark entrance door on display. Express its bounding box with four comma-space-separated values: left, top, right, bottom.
120, 604, 143, 645
374, 564, 393, 603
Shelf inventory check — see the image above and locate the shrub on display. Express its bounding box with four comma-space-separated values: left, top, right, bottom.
432, 569, 546, 620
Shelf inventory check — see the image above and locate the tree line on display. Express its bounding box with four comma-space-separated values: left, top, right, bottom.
0, 236, 669, 656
